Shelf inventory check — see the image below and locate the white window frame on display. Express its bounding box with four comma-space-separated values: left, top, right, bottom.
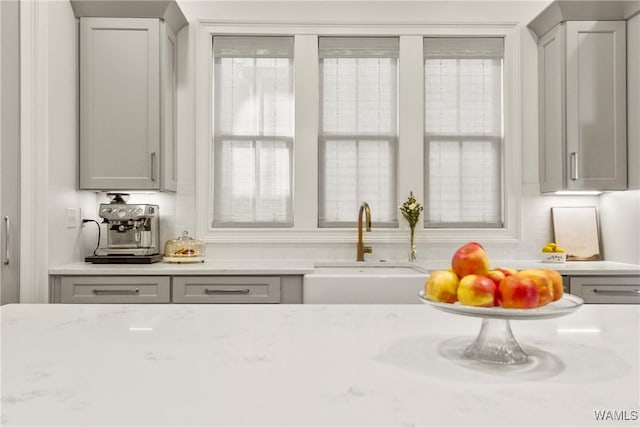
194, 22, 521, 245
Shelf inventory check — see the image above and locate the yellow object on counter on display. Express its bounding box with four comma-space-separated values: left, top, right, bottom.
542, 242, 564, 253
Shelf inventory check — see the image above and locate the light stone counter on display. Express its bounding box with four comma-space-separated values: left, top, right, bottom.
2, 303, 639, 426
48, 259, 315, 276
410, 260, 640, 276
48, 259, 639, 276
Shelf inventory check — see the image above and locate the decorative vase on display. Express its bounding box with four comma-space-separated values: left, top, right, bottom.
409, 226, 417, 261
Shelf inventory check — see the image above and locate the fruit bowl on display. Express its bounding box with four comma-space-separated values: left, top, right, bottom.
419, 291, 583, 364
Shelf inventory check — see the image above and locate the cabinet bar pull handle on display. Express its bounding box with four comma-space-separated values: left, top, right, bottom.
3, 216, 9, 265
204, 288, 251, 295
570, 152, 578, 180
150, 152, 157, 182
93, 288, 140, 295
593, 289, 640, 296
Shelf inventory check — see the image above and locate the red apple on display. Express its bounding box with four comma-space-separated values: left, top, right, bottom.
451, 242, 490, 278
457, 274, 497, 307
486, 270, 506, 306
498, 275, 540, 309
425, 270, 459, 303
494, 267, 518, 277
516, 269, 554, 307
542, 269, 564, 301
486, 269, 506, 286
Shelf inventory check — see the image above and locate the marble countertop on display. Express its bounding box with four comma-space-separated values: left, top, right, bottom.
414, 260, 640, 275
2, 303, 639, 426
48, 259, 639, 276
48, 259, 315, 275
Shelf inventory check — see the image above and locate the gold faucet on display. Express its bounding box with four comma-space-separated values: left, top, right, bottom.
356, 202, 372, 262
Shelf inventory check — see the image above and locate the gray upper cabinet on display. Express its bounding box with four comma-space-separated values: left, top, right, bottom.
537, 20, 627, 192
79, 17, 177, 191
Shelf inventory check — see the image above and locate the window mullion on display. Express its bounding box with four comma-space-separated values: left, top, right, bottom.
292, 34, 319, 229
398, 35, 425, 228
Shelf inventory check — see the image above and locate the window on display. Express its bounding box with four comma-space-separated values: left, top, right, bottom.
318, 37, 399, 227
200, 24, 520, 242
212, 36, 294, 227
424, 37, 504, 228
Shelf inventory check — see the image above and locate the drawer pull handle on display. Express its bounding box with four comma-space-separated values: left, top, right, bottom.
93, 288, 140, 296
570, 152, 578, 180
151, 152, 157, 182
3, 216, 9, 265
592, 289, 640, 296
204, 288, 250, 295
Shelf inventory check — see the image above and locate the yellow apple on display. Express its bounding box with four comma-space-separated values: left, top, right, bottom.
457, 274, 497, 307
425, 270, 459, 303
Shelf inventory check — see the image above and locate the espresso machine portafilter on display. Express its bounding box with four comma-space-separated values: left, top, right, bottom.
96, 193, 160, 256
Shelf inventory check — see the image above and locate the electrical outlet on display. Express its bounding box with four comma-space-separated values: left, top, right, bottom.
65, 208, 79, 229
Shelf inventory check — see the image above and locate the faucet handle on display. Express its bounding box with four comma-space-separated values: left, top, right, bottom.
363, 246, 372, 254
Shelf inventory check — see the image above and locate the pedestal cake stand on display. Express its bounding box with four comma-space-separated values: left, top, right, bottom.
419, 291, 584, 365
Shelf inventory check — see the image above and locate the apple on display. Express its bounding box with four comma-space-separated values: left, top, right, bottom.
542, 269, 564, 301
451, 242, 490, 278
494, 267, 518, 277
457, 274, 497, 307
516, 269, 554, 307
485, 270, 506, 306
497, 275, 540, 309
425, 270, 459, 303
486, 269, 506, 286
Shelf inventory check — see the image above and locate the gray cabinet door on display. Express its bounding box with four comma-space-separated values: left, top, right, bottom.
1, 0, 20, 304
538, 21, 627, 192
538, 24, 565, 193
79, 18, 160, 190
160, 23, 177, 192
570, 276, 640, 304
565, 21, 627, 191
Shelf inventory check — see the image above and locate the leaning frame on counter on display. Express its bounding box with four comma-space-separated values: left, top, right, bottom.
552, 206, 601, 261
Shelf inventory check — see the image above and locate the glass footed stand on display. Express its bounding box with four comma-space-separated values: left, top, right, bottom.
418, 291, 584, 365
464, 318, 527, 364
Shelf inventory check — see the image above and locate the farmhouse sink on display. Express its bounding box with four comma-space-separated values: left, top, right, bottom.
303, 262, 429, 304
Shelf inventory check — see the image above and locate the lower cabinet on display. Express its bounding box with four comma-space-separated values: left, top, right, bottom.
49, 275, 303, 304
59, 276, 171, 303
173, 276, 280, 303
570, 276, 640, 304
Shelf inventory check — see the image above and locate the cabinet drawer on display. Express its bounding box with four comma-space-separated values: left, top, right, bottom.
570, 276, 640, 304
172, 276, 280, 303
60, 276, 170, 303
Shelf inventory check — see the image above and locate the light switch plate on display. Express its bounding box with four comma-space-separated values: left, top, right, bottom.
65, 208, 79, 229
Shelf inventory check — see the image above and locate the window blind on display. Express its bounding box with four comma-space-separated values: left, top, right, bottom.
212, 36, 294, 227
424, 37, 504, 227
318, 37, 399, 227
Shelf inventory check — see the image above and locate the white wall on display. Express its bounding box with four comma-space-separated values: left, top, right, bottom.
600, 191, 640, 264
626, 12, 640, 191
599, 12, 640, 265
47, 0, 100, 266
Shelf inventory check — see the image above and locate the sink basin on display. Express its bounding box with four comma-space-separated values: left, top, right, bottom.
311, 266, 421, 275
303, 263, 429, 304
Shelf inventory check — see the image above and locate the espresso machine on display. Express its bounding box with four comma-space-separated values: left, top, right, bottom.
86, 193, 161, 263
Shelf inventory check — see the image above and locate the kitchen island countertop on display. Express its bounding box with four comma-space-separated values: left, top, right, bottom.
2, 303, 638, 426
